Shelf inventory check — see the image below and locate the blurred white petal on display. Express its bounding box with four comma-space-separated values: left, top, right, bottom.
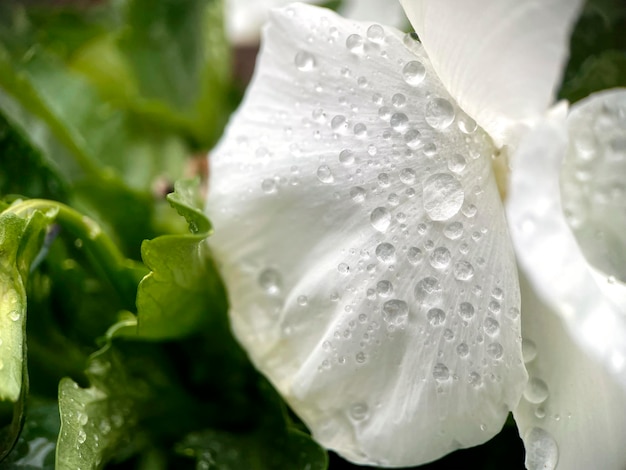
399, 0, 583, 146
514, 274, 626, 470
507, 101, 626, 389
208, 3, 526, 466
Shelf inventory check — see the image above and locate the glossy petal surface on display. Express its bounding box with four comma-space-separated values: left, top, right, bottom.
514, 274, 626, 470
400, 0, 583, 146
208, 4, 526, 466
507, 104, 626, 389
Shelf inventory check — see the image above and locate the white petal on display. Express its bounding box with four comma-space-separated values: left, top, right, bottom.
208, 4, 526, 466
226, 0, 324, 44
506, 103, 626, 389
561, 89, 626, 283
399, 0, 583, 146
340, 0, 408, 30
514, 274, 626, 470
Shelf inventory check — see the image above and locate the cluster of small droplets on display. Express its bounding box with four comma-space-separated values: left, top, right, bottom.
213, 11, 525, 434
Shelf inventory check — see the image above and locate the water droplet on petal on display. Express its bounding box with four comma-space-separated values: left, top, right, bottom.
339, 149, 355, 165
402, 60, 425, 86
351, 186, 366, 202
375, 243, 396, 263
425, 97, 455, 130
261, 178, 277, 193
448, 154, 467, 173
468, 371, 483, 388
294, 50, 316, 71
346, 34, 365, 54
423, 173, 464, 221
404, 129, 422, 149
483, 317, 500, 336
317, 165, 334, 183
399, 168, 416, 185
427, 308, 446, 326
366, 24, 385, 43
457, 114, 477, 134
523, 339, 538, 363
429, 247, 451, 269
433, 363, 450, 381
297, 295, 308, 306
349, 402, 369, 420
259, 268, 282, 295
487, 342, 504, 359
458, 302, 475, 320
390, 113, 409, 133
376, 280, 393, 297
382, 299, 409, 325
453, 261, 475, 281
370, 207, 391, 232
444, 222, 464, 239
407, 247, 423, 265
456, 342, 469, 358
525, 427, 558, 470
524, 378, 549, 404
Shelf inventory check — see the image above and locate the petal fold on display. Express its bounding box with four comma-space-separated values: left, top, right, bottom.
514, 274, 626, 470
507, 102, 626, 390
209, 3, 526, 466
400, 0, 583, 146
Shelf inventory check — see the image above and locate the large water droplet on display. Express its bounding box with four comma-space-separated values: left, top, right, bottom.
524, 378, 549, 404
346, 34, 365, 54
429, 247, 451, 269
402, 60, 425, 86
366, 24, 385, 43
427, 308, 446, 326
259, 268, 282, 295
425, 97, 455, 130
458, 302, 475, 320
525, 427, 558, 470
423, 173, 464, 221
375, 243, 396, 263
390, 113, 409, 133
382, 299, 409, 325
294, 50, 316, 71
433, 363, 450, 381
453, 261, 475, 281
370, 207, 391, 232
317, 165, 334, 184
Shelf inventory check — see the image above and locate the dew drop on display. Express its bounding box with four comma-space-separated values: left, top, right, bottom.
404, 129, 422, 149
316, 165, 334, 184
354, 123, 367, 137
392, 93, 407, 108
294, 50, 316, 71
399, 168, 416, 185
377, 172, 390, 188
448, 154, 467, 173
376, 280, 393, 297
297, 295, 308, 306
370, 207, 391, 232
429, 247, 451, 269
258, 268, 282, 295
457, 114, 477, 134
375, 243, 396, 263
483, 317, 500, 336
444, 222, 464, 239
346, 34, 365, 54
423, 173, 464, 221
524, 427, 558, 470
427, 308, 446, 326
487, 342, 504, 359
339, 149, 355, 165
261, 178, 277, 193
524, 378, 549, 404
402, 60, 425, 86
433, 363, 450, 381
414, 276, 441, 302
9, 310, 21, 322
425, 97, 455, 130
366, 24, 385, 43
355, 351, 367, 363
77, 429, 87, 445
458, 302, 475, 320
456, 342, 469, 358
331, 115, 348, 132
382, 299, 409, 325
523, 339, 538, 363
468, 371, 483, 388
337, 263, 350, 274
349, 402, 369, 421
407, 247, 423, 265
390, 113, 409, 133
350, 186, 366, 202
453, 261, 474, 281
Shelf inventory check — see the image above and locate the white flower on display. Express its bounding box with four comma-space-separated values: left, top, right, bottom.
226, 0, 407, 44
207, 0, 626, 468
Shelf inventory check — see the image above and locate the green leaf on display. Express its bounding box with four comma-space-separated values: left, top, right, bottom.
133, 179, 225, 340
560, 50, 626, 103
